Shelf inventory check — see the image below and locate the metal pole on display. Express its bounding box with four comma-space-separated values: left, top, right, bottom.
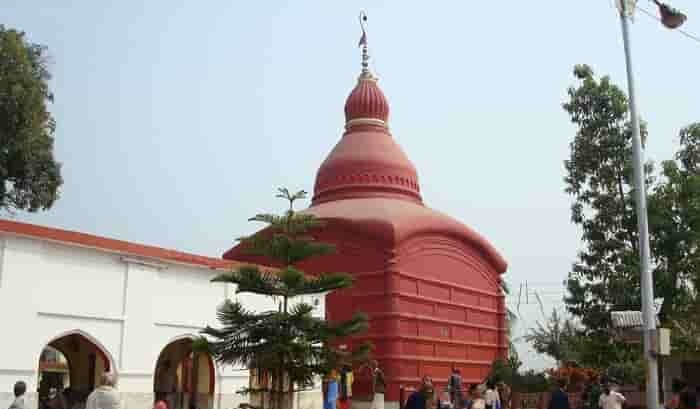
618, 2, 659, 408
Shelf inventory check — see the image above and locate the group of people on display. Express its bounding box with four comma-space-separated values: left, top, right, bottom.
444, 368, 508, 409
8, 374, 122, 409
560, 375, 694, 409
555, 378, 627, 409
554, 374, 633, 409
322, 361, 385, 409
9, 368, 697, 409
322, 362, 507, 409
404, 372, 506, 409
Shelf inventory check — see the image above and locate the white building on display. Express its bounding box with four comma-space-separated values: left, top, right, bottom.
0, 219, 323, 409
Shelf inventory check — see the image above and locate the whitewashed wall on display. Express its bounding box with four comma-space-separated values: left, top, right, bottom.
0, 233, 323, 409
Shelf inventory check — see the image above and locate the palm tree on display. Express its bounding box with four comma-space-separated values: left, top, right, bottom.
202, 189, 371, 409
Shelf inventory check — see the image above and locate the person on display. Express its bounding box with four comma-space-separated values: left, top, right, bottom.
404, 376, 436, 409
448, 368, 464, 409
598, 382, 625, 409
9, 381, 28, 409
156, 361, 177, 409
497, 382, 511, 409
484, 381, 501, 409
469, 385, 487, 409
667, 379, 685, 409
154, 401, 168, 409
86, 373, 122, 409
548, 379, 570, 409
338, 364, 354, 409
438, 390, 454, 409
369, 360, 386, 409
462, 385, 475, 409
323, 370, 339, 409
45, 388, 67, 409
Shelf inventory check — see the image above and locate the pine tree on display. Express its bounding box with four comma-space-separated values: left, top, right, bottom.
201, 188, 370, 409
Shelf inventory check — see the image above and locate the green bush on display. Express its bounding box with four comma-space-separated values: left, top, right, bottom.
605, 360, 645, 385
488, 359, 551, 393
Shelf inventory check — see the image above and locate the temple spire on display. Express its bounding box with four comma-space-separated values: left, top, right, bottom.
358, 11, 373, 79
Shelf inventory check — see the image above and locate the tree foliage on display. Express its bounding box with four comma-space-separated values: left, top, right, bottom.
502, 280, 520, 361
0, 25, 62, 212
523, 309, 581, 366
650, 123, 700, 352
562, 64, 652, 367
563, 64, 647, 332
201, 188, 370, 409
562, 64, 700, 368
488, 358, 550, 394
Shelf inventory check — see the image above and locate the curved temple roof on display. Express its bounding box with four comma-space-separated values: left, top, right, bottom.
307, 62, 507, 274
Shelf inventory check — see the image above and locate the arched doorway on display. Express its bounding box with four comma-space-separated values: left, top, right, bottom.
154, 337, 215, 409
37, 331, 113, 409
38, 347, 71, 394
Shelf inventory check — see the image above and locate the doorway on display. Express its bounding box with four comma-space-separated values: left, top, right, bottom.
153, 338, 215, 409
38, 331, 113, 409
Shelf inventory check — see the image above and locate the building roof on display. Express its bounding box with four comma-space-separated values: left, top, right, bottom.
344, 75, 390, 125
313, 74, 422, 205
0, 218, 240, 269
303, 47, 506, 274
227, 42, 507, 275
224, 196, 508, 275
309, 197, 508, 274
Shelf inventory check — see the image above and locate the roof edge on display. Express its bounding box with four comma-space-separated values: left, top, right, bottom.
0, 218, 241, 270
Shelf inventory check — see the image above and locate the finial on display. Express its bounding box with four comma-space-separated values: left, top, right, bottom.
358, 11, 373, 79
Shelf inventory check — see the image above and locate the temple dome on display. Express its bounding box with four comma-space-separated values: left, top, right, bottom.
312, 75, 422, 205
344, 76, 389, 125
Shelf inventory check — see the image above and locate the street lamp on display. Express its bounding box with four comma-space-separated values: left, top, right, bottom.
614, 1, 686, 408
654, 0, 687, 29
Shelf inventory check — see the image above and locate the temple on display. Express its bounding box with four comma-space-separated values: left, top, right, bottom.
224, 29, 508, 406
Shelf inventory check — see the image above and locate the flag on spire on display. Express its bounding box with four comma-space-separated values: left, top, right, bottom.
358, 30, 367, 48
358, 12, 368, 47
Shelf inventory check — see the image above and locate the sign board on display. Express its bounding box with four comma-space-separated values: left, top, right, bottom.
657, 328, 671, 356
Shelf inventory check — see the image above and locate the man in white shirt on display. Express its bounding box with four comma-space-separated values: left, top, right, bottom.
598, 385, 625, 409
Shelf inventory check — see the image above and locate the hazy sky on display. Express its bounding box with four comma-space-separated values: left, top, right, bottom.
3, 1, 699, 369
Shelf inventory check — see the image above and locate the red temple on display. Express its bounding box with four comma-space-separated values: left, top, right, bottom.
224, 45, 507, 404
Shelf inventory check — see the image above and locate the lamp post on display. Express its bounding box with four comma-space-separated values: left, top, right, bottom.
615, 1, 686, 408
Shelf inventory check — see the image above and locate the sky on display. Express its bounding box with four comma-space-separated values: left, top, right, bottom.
3, 0, 700, 370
